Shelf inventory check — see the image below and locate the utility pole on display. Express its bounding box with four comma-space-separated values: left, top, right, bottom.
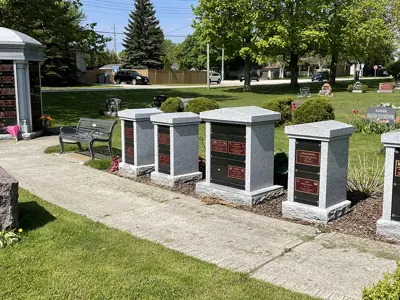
221, 47, 224, 83
207, 44, 210, 90
113, 23, 117, 54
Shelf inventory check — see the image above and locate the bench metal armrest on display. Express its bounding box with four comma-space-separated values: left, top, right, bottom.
60, 126, 77, 135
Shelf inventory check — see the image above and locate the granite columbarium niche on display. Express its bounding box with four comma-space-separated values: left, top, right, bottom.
282, 121, 355, 223
118, 108, 163, 177
377, 131, 400, 240
151, 112, 202, 186
196, 106, 283, 206
0, 27, 45, 140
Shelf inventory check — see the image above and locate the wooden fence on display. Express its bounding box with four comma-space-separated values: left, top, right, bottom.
85, 69, 207, 85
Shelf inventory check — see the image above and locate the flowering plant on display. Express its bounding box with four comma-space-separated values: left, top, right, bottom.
109, 155, 122, 173
375, 103, 400, 109
40, 115, 56, 129
347, 110, 400, 134
0, 228, 22, 248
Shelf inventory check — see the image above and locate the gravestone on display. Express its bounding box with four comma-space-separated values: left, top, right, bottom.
282, 121, 355, 223
366, 107, 396, 125
298, 87, 311, 98
150, 112, 202, 186
377, 131, 400, 240
104, 98, 121, 117
196, 106, 284, 206
318, 83, 332, 97
118, 108, 163, 177
377, 82, 394, 93
0, 167, 18, 231
352, 81, 363, 93
395, 81, 400, 91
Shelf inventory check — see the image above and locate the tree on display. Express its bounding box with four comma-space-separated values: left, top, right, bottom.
193, 0, 269, 91
257, 0, 329, 87
86, 49, 120, 69
123, 0, 164, 69
163, 39, 177, 66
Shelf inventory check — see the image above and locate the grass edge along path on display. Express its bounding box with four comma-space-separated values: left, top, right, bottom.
0, 189, 319, 300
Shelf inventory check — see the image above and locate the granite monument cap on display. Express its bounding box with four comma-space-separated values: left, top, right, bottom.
200, 106, 281, 124
382, 130, 400, 146
118, 108, 163, 121
151, 112, 201, 125
0, 27, 45, 61
285, 120, 355, 139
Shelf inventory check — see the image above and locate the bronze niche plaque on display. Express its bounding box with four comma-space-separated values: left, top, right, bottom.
296, 150, 320, 167
392, 149, 400, 221
228, 141, 245, 155
228, 166, 245, 180
126, 146, 134, 157
295, 178, 319, 195
159, 154, 170, 166
124, 121, 134, 165
211, 139, 227, 153
125, 127, 134, 139
396, 160, 400, 177
158, 133, 170, 145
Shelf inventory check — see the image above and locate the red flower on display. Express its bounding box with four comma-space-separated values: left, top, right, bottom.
353, 110, 359, 114
291, 103, 297, 111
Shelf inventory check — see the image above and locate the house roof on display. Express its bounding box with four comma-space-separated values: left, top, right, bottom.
99, 64, 123, 70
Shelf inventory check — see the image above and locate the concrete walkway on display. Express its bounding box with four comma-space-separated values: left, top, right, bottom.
1, 137, 399, 300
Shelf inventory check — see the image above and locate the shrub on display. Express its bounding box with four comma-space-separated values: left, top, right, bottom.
348, 154, 384, 197
386, 60, 400, 79
347, 84, 353, 92
292, 98, 335, 124
160, 97, 183, 113
0, 230, 21, 248
347, 114, 400, 134
261, 97, 294, 126
184, 97, 219, 114
362, 262, 400, 299
362, 84, 369, 93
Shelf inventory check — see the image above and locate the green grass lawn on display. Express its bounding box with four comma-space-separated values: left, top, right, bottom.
0, 189, 318, 300
43, 79, 395, 162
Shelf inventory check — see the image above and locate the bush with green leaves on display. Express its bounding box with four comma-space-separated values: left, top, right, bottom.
347, 115, 400, 134
292, 98, 335, 124
362, 84, 369, 93
348, 154, 384, 197
160, 97, 184, 113
0, 230, 20, 248
261, 97, 294, 126
386, 60, 400, 79
362, 262, 400, 299
347, 84, 353, 92
184, 97, 219, 114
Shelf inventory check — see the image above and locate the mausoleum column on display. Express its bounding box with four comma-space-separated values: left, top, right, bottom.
15, 62, 30, 132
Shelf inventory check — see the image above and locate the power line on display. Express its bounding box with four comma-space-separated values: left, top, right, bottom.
82, 3, 193, 14
84, 9, 192, 17
165, 24, 192, 34
95, 30, 188, 38
82, 0, 193, 11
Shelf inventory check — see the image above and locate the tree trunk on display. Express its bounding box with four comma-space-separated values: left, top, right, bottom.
289, 53, 299, 87
244, 57, 251, 91
329, 53, 338, 85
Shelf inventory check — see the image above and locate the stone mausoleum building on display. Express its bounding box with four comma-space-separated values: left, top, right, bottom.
0, 27, 45, 140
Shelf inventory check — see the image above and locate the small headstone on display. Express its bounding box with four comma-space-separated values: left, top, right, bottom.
366, 107, 396, 125
377, 82, 394, 93
395, 81, 400, 91
180, 98, 195, 109
104, 98, 121, 117
0, 167, 19, 231
352, 81, 363, 93
318, 83, 332, 97
298, 87, 311, 98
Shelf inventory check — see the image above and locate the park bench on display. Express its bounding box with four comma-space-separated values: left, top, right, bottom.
59, 118, 117, 159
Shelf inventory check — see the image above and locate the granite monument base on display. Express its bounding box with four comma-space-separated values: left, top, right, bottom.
377, 219, 400, 241
282, 200, 351, 224
196, 181, 283, 206
119, 162, 154, 178
151, 171, 202, 187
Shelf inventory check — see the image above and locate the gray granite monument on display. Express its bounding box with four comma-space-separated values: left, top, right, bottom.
151, 112, 202, 186
282, 121, 355, 223
118, 108, 163, 177
377, 130, 400, 240
0, 167, 18, 231
196, 106, 283, 206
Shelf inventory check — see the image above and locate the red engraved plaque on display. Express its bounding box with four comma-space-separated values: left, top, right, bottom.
396, 160, 400, 177
228, 165, 245, 180
125, 127, 134, 139
159, 154, 170, 166
0, 88, 14, 95
0, 76, 14, 84
0, 111, 16, 118
228, 141, 245, 155
379, 82, 393, 91
126, 146, 134, 157
211, 139, 227, 153
0, 100, 16, 107
158, 133, 170, 145
296, 150, 320, 167
295, 178, 319, 195
0, 65, 14, 72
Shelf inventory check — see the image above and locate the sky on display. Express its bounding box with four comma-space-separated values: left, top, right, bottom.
80, 0, 198, 54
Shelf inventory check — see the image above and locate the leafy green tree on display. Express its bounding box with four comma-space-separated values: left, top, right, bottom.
193, 0, 269, 91
86, 49, 120, 69
386, 60, 400, 79
163, 39, 177, 66
123, 0, 164, 69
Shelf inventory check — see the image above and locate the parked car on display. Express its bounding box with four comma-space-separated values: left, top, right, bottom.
311, 71, 330, 82
114, 71, 149, 85
239, 73, 260, 82
209, 72, 222, 84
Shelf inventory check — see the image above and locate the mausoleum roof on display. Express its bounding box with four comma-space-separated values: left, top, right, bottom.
118, 108, 162, 121
151, 112, 201, 125
200, 106, 281, 124
285, 120, 355, 139
382, 130, 400, 145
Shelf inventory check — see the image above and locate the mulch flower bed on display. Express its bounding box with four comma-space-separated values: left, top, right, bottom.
117, 172, 395, 244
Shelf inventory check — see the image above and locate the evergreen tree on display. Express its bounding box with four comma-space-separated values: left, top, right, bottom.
123, 0, 164, 69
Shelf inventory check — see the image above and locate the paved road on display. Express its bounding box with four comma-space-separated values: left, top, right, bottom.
1, 136, 399, 300
43, 77, 387, 93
